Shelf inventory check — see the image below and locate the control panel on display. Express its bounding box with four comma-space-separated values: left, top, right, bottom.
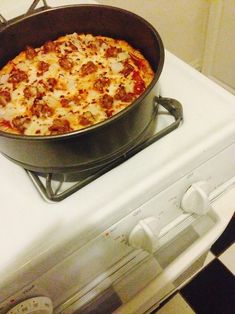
128, 180, 212, 253
1, 143, 235, 314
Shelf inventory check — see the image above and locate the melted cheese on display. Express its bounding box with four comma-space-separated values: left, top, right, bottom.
0, 33, 154, 135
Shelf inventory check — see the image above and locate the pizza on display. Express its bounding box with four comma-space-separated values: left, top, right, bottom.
0, 33, 154, 136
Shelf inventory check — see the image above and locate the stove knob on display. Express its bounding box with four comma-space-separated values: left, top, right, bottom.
128, 216, 161, 253
181, 181, 211, 215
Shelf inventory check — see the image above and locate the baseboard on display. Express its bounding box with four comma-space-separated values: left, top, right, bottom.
189, 59, 202, 71
207, 76, 235, 95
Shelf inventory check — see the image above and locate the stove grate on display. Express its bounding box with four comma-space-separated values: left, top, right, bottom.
27, 97, 183, 202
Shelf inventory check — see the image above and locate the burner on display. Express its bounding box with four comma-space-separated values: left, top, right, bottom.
27, 97, 183, 201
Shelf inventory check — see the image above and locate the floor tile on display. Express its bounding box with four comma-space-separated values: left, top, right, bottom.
153, 293, 195, 314
180, 259, 235, 314
174, 251, 215, 289
211, 216, 235, 256
219, 243, 235, 275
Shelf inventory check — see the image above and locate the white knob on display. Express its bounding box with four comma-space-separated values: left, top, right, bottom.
181, 181, 211, 215
128, 216, 161, 253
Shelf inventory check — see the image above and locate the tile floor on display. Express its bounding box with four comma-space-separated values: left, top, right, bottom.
153, 215, 235, 314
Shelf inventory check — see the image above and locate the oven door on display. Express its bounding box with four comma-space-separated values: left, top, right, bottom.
55, 184, 235, 314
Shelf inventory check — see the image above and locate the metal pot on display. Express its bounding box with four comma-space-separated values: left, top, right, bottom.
0, 2, 164, 174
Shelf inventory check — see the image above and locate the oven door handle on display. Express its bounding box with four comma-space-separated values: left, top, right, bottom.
114, 186, 235, 314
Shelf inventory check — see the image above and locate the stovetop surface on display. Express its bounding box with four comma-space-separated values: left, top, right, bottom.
0, 0, 235, 293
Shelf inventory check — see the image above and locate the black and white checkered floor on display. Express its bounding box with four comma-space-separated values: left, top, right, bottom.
152, 215, 235, 314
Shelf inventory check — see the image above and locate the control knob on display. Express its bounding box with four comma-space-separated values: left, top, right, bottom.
181, 181, 211, 215
128, 216, 161, 253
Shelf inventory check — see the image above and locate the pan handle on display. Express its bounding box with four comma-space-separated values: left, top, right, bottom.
0, 0, 51, 30
137, 96, 183, 149
155, 96, 183, 124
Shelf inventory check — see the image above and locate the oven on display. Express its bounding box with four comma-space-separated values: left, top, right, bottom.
1, 1, 235, 314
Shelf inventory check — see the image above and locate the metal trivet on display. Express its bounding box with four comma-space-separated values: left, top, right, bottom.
0, 0, 50, 32
27, 97, 183, 202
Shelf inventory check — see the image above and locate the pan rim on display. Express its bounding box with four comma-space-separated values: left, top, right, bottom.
0, 4, 164, 141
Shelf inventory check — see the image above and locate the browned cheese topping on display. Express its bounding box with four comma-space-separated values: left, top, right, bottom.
0, 33, 154, 135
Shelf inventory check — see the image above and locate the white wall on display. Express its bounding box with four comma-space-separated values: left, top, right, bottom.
98, 0, 210, 70
202, 0, 235, 94
98, 0, 235, 94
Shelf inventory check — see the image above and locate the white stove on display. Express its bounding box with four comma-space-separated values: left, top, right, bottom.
1, 1, 235, 314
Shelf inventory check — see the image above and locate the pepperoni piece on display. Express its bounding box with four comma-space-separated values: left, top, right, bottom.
123, 93, 134, 102
80, 61, 98, 76
23, 86, 37, 99
93, 77, 110, 92
47, 78, 57, 91
100, 94, 113, 109
130, 53, 145, 69
25, 46, 37, 60
79, 117, 91, 126
72, 90, 88, 104
0, 90, 11, 106
0, 119, 12, 129
30, 99, 53, 118
105, 46, 122, 58
79, 111, 94, 126
132, 71, 146, 95
43, 41, 56, 53
114, 86, 126, 100
132, 71, 142, 82
68, 41, 78, 51
60, 98, 70, 107
8, 68, 28, 84
134, 81, 145, 95
37, 61, 49, 75
87, 42, 97, 51
59, 57, 73, 71
47, 78, 57, 86
105, 110, 114, 118
12, 116, 30, 134
72, 94, 82, 104
114, 86, 134, 102
49, 119, 71, 134
121, 62, 134, 77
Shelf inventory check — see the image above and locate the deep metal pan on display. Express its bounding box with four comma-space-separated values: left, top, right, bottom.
0, 1, 165, 174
